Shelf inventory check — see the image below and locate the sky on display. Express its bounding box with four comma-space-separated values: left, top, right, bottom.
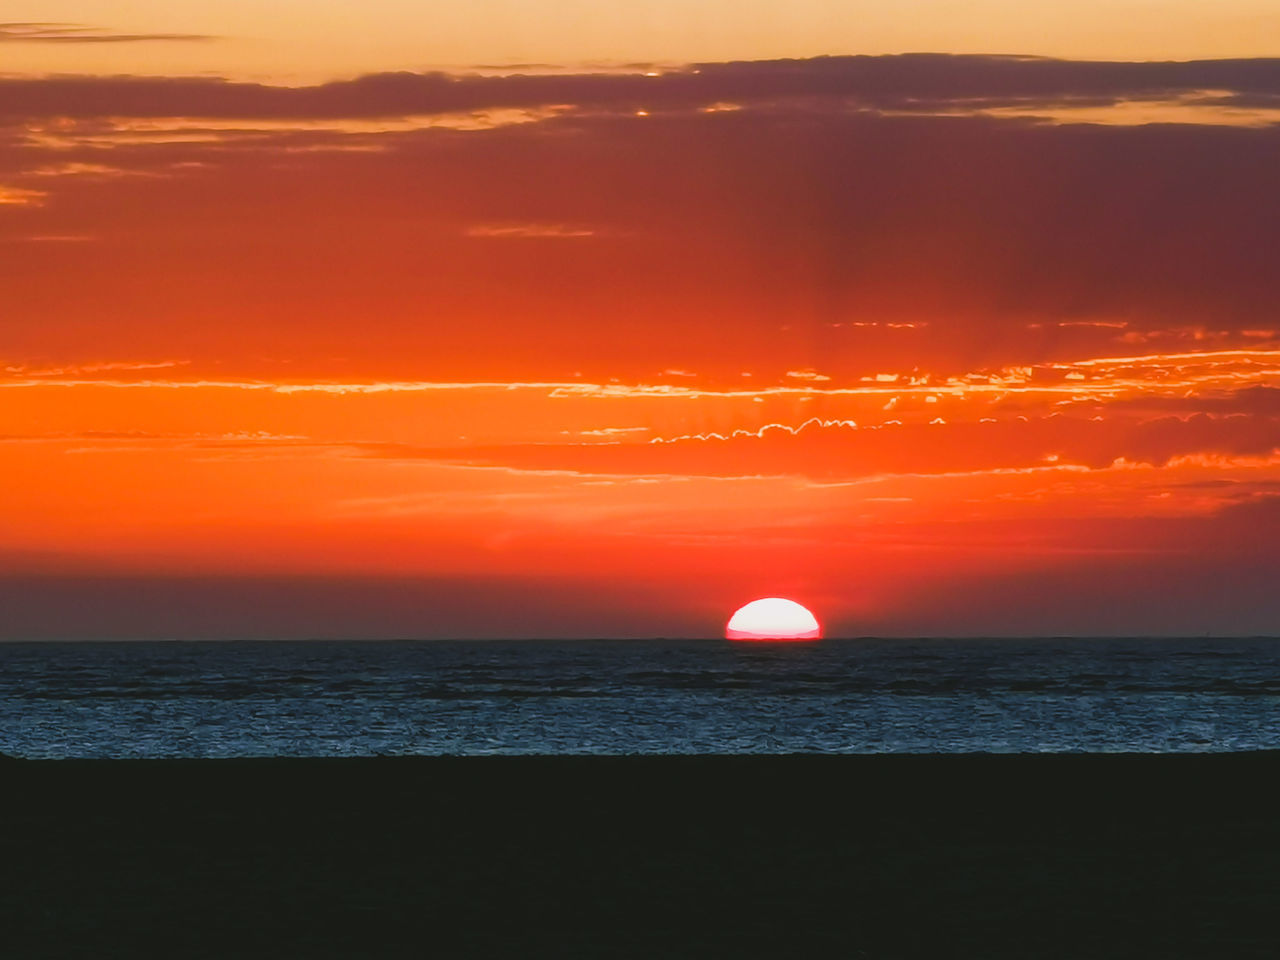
5, 1, 1280, 79
2, 4, 1279, 638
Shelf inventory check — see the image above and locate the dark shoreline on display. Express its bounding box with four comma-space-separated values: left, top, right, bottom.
5, 753, 1278, 957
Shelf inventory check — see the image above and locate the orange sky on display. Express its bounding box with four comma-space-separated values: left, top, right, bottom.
5, 2, 1280, 79
2, 12, 1279, 637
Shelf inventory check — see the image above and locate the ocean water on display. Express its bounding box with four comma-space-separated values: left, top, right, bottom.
1, 637, 1278, 758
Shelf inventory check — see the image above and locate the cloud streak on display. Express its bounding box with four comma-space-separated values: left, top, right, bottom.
416, 414, 1280, 482
0, 22, 212, 44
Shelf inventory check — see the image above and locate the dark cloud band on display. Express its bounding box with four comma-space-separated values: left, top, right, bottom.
1, 54, 1279, 120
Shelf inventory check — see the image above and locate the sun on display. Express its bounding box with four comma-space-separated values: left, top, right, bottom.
726, 598, 821, 641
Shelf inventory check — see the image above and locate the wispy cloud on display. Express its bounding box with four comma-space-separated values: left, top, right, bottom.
465, 223, 598, 238
2, 360, 188, 377
0, 234, 95, 243
0, 185, 45, 205
2, 346, 1278, 404
26, 162, 159, 179
0, 22, 213, 43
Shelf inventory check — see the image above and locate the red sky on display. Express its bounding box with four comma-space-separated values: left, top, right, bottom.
2, 13, 1279, 637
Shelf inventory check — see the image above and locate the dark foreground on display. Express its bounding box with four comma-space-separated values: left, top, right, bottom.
3, 754, 1277, 957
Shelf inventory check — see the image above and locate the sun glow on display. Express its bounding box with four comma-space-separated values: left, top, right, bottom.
726, 598, 821, 641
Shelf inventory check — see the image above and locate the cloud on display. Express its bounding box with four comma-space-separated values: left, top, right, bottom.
0, 234, 95, 243
26, 162, 158, 179
2, 360, 188, 377
1, 56, 1277, 388
0, 429, 308, 446
465, 222, 598, 238
2, 54, 1280, 121
2, 343, 1277, 407
0, 22, 212, 43
0, 185, 45, 205
350, 414, 1280, 483
1094, 386, 1280, 417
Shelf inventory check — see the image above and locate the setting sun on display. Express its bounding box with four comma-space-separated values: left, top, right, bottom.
726, 598, 822, 641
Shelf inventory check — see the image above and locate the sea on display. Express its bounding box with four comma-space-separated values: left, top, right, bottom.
2, 637, 1278, 758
